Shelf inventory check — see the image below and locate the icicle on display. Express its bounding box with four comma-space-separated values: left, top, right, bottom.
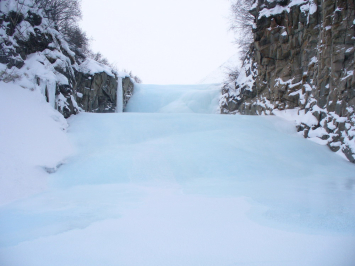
37, 78, 56, 109
47, 80, 56, 108
116, 77, 123, 113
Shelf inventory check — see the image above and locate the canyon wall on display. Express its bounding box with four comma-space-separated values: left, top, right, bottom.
221, 0, 355, 162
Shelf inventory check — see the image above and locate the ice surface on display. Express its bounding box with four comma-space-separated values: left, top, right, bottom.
125, 83, 221, 113
1, 83, 355, 266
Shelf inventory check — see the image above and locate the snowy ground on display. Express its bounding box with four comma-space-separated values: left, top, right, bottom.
0, 83, 355, 266
0, 82, 73, 206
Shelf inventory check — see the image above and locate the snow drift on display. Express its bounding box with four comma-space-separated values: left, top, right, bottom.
0, 82, 73, 205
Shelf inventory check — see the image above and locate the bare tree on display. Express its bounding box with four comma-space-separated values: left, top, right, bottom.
230, 0, 255, 60
61, 22, 89, 61
29, 0, 142, 82
86, 51, 110, 66
32, 0, 87, 60
34, 0, 81, 31
132, 75, 142, 83
129, 71, 142, 83
224, 66, 240, 83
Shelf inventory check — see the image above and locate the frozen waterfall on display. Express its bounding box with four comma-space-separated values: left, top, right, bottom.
116, 77, 123, 113
125, 83, 221, 113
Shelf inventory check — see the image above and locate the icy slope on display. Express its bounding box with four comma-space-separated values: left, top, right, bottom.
125, 83, 221, 113
0, 110, 355, 266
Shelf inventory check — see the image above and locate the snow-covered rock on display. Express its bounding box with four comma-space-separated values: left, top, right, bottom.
0, 0, 134, 117
221, 0, 355, 163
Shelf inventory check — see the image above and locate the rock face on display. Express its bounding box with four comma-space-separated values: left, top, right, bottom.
221, 0, 355, 162
123, 76, 134, 108
74, 71, 118, 113
73, 71, 134, 113
0, 0, 134, 118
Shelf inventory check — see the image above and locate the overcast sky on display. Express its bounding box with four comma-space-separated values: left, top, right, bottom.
80, 0, 237, 84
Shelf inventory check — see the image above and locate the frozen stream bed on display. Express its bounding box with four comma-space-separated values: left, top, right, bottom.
0, 83, 355, 266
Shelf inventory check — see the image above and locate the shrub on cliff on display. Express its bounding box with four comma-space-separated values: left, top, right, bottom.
230, 0, 255, 59
34, 0, 81, 31
33, 0, 89, 61
222, 0, 254, 89
61, 22, 89, 61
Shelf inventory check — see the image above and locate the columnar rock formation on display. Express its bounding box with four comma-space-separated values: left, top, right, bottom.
221, 0, 355, 162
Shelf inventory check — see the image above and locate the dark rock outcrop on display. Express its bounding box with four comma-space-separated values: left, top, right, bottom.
221, 0, 355, 162
73, 71, 134, 113
123, 76, 134, 108
74, 71, 118, 113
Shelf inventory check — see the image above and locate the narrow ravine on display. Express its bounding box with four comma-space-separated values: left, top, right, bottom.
0, 84, 355, 266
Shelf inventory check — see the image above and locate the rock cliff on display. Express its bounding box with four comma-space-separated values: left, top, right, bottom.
0, 0, 134, 118
221, 0, 355, 162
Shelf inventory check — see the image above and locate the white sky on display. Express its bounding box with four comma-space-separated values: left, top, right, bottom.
80, 0, 237, 84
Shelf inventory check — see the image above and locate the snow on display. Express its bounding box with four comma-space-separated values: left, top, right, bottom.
258, 0, 316, 24
273, 108, 316, 125
341, 70, 354, 81
77, 58, 116, 77
77, 59, 129, 79
15, 52, 67, 108
309, 1, 317, 14
259, 0, 310, 19
0, 0, 34, 15
275, 77, 302, 89
232, 58, 257, 95
0, 45, 74, 111
273, 107, 355, 161
1, 83, 355, 265
309, 56, 318, 65
0, 82, 73, 206
304, 83, 312, 91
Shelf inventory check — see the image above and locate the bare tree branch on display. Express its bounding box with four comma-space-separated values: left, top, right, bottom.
229, 0, 255, 60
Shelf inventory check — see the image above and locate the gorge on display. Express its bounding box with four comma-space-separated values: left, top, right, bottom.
0, 0, 355, 265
